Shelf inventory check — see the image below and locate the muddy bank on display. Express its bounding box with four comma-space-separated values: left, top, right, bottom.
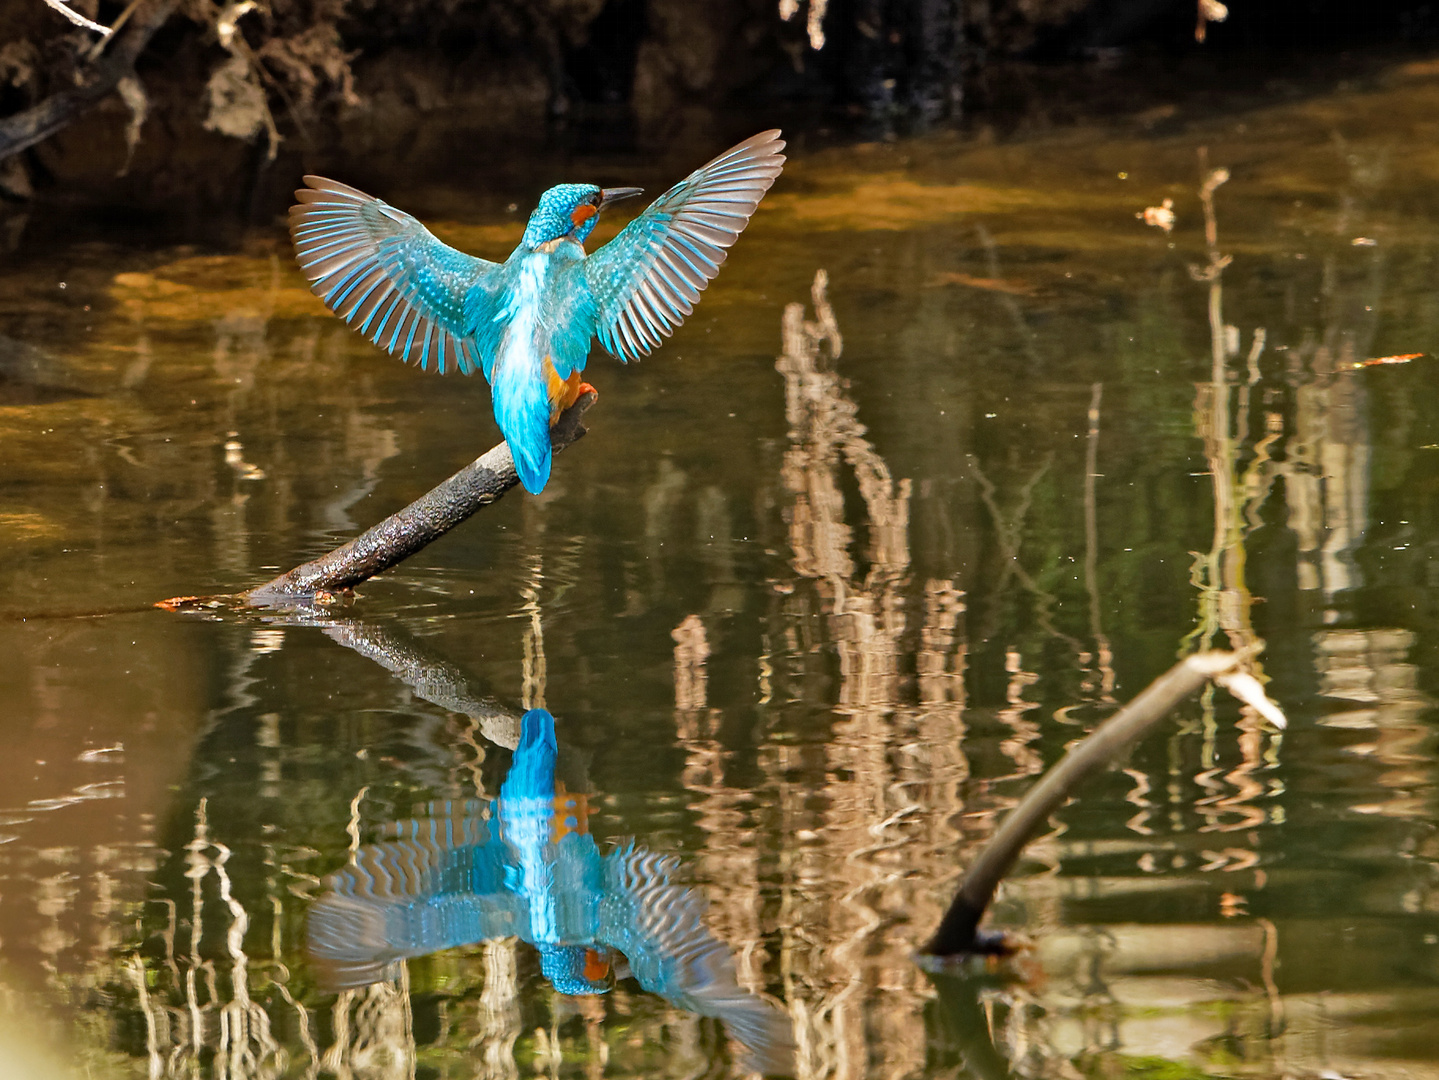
3, 0, 1439, 234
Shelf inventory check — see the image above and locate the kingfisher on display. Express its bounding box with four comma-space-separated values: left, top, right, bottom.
307, 707, 796, 1070
288, 130, 786, 494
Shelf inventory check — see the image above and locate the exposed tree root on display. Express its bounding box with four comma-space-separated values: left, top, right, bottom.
0, 0, 175, 163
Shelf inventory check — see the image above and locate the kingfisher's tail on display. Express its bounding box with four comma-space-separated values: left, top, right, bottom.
491, 360, 553, 494
509, 425, 551, 495
501, 709, 559, 802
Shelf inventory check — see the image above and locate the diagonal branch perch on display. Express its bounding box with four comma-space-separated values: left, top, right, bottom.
921, 649, 1284, 960
236, 390, 595, 606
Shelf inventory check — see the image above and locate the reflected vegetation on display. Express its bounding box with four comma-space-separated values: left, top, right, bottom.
6, 70, 1439, 1079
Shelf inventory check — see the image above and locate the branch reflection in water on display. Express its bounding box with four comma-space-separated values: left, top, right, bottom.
307, 707, 795, 1076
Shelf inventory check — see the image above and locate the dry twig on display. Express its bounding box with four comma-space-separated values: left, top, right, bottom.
39, 0, 113, 37
920, 648, 1284, 960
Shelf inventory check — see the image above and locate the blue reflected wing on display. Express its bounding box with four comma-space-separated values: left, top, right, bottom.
305, 806, 520, 991
584, 131, 785, 363
600, 844, 796, 1074
290, 176, 497, 375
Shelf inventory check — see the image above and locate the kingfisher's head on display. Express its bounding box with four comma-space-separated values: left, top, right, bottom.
522, 183, 643, 249
538, 944, 618, 996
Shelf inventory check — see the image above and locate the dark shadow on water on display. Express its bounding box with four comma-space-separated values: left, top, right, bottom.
0, 335, 94, 405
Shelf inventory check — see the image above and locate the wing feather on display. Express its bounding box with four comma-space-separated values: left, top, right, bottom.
585, 130, 785, 362
289, 177, 498, 375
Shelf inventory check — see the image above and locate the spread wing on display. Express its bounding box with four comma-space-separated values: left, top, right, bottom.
289, 177, 498, 375
600, 844, 796, 1074
584, 130, 785, 363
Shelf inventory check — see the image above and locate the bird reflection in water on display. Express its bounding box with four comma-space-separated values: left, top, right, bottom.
308, 708, 795, 1074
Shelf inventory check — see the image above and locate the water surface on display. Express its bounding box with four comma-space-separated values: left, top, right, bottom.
5, 69, 1439, 1078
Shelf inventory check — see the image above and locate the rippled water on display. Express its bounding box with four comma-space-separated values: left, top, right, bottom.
6, 67, 1439, 1079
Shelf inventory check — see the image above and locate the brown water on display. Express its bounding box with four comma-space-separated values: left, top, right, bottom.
6, 65, 1439, 1079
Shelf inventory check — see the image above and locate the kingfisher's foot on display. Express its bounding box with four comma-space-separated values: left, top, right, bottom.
549, 373, 598, 425
559, 378, 597, 411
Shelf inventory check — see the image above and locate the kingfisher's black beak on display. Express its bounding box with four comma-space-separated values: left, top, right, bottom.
598, 187, 643, 209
